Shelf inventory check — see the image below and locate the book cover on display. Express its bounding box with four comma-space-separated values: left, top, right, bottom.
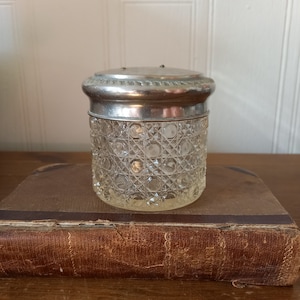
0, 164, 299, 286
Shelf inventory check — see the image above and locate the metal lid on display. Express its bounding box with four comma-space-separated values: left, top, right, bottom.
82, 66, 215, 121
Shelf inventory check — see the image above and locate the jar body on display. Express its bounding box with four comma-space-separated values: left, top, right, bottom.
90, 115, 208, 211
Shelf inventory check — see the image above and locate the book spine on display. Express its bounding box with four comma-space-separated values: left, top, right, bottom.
0, 224, 299, 286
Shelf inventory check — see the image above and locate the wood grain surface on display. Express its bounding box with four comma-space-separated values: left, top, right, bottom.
0, 151, 300, 299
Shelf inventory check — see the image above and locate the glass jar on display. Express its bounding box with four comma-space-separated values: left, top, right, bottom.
82, 66, 215, 211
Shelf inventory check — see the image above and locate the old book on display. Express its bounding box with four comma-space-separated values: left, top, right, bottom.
0, 164, 299, 286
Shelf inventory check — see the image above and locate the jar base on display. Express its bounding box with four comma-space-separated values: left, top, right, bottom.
93, 179, 206, 212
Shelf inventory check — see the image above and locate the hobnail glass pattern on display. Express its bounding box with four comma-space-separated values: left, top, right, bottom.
90, 116, 208, 211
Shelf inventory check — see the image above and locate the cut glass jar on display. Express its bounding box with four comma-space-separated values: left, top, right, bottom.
82, 66, 215, 211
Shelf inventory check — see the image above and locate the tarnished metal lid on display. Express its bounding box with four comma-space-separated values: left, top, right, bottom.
82, 66, 215, 121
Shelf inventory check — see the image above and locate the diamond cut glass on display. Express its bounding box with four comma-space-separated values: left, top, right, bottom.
90, 116, 208, 211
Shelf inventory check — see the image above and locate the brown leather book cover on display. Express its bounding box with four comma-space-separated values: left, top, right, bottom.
0, 164, 299, 286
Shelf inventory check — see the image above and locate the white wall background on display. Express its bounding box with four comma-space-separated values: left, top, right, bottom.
1, 0, 300, 153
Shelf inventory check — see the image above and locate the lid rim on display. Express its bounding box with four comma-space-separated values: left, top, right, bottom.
82, 67, 215, 104
88, 101, 209, 121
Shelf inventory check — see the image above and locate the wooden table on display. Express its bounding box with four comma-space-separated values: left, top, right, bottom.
0, 151, 299, 300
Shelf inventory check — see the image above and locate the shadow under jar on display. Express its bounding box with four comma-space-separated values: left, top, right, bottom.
82, 66, 215, 211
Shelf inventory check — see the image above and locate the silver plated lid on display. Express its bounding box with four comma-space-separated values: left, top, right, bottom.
82, 66, 215, 121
